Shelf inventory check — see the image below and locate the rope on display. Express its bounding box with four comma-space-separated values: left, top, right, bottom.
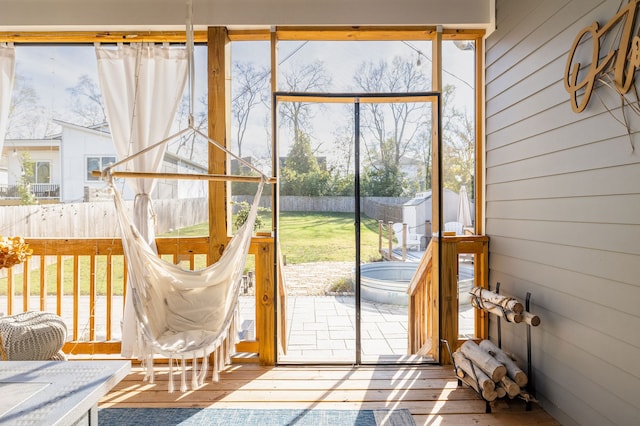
470, 293, 515, 323
186, 0, 195, 126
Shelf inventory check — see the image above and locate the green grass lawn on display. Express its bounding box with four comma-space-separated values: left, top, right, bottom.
162, 211, 383, 263
277, 212, 382, 263
1, 211, 383, 296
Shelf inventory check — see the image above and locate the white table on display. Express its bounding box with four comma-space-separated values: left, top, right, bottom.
0, 360, 130, 425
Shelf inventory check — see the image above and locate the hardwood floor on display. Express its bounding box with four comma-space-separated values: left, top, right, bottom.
99, 363, 560, 425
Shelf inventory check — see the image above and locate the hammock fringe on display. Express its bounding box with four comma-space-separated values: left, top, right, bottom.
168, 356, 175, 393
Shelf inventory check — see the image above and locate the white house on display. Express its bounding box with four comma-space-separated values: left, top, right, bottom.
1, 120, 208, 203
0, 137, 61, 201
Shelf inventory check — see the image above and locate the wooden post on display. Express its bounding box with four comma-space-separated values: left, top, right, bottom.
378, 220, 383, 256
439, 236, 457, 362
401, 223, 407, 261
424, 220, 431, 239
387, 221, 393, 260
474, 239, 489, 340
270, 27, 280, 365
255, 240, 275, 365
207, 27, 231, 263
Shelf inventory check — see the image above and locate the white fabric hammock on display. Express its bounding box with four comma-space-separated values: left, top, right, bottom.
98, 1, 269, 392
110, 174, 265, 392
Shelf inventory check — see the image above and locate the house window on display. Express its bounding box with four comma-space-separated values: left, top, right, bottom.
25, 161, 51, 184
36, 161, 51, 183
86, 156, 115, 181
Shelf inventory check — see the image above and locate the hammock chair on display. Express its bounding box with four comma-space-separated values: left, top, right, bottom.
107, 167, 265, 392
98, 0, 271, 392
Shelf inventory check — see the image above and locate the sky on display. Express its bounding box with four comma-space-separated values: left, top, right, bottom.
10, 39, 476, 171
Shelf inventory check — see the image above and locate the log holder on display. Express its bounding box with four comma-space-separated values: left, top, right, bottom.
443, 283, 536, 414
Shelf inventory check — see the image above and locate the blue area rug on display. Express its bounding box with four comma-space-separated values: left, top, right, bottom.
98, 408, 415, 425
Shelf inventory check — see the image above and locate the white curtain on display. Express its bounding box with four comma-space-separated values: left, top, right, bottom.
96, 43, 188, 357
0, 43, 15, 156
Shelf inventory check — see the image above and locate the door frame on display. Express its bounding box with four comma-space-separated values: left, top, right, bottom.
272, 91, 443, 365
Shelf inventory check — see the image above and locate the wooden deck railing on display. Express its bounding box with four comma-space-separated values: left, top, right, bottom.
2, 234, 487, 366
407, 234, 489, 363
1, 236, 275, 364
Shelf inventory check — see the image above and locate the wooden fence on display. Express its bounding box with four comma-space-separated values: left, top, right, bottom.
233, 195, 407, 222
0, 196, 405, 239
0, 198, 208, 238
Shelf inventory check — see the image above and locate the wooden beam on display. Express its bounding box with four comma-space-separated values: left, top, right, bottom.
0, 27, 484, 44
274, 26, 484, 41
227, 29, 271, 41
275, 94, 438, 104
474, 36, 485, 235
91, 169, 275, 183
268, 28, 279, 366
208, 27, 231, 263
471, 38, 485, 343
0, 31, 208, 43
431, 27, 443, 364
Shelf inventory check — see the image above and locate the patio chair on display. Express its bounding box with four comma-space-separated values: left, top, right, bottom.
392, 223, 422, 251
444, 221, 464, 235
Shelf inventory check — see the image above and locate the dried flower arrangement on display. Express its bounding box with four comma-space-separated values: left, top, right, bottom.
0, 236, 33, 269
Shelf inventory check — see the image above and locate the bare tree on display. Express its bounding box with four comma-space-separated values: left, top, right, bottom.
66, 74, 106, 126
331, 115, 355, 175
411, 84, 465, 192
6, 75, 51, 138
278, 60, 331, 137
443, 104, 475, 196
169, 92, 209, 166
354, 56, 429, 168
232, 62, 269, 158
353, 56, 430, 195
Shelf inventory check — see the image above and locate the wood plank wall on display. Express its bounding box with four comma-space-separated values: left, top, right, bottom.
485, 1, 640, 425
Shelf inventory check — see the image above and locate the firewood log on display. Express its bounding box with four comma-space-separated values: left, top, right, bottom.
458, 371, 498, 401
495, 384, 507, 399
478, 339, 528, 387
452, 351, 495, 393
499, 375, 520, 398
470, 298, 523, 323
470, 287, 524, 313
522, 311, 541, 327
460, 340, 507, 382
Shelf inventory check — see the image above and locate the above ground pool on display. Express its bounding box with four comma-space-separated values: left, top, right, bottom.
358, 261, 418, 306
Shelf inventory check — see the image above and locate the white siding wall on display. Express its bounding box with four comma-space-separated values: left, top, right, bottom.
486, 1, 640, 425
60, 125, 116, 203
